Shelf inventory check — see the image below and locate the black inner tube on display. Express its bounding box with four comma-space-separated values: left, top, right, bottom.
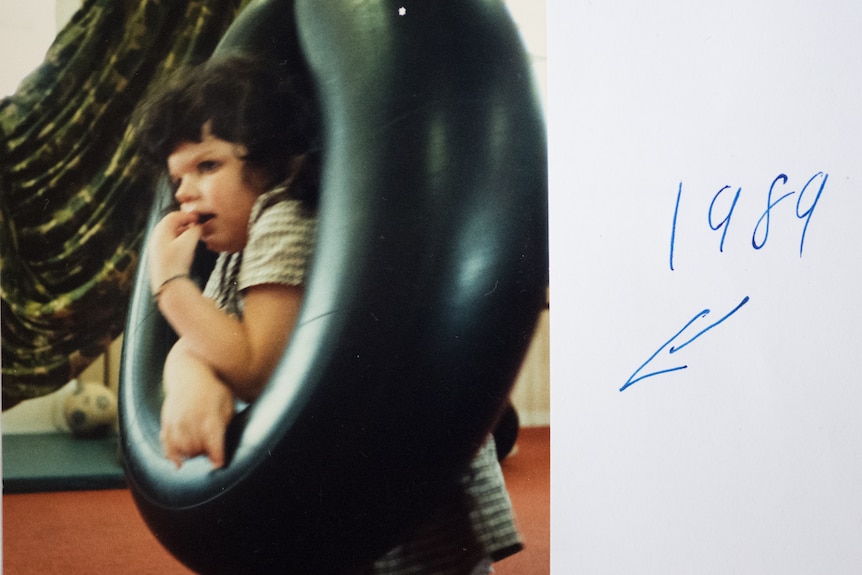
119, 1, 547, 573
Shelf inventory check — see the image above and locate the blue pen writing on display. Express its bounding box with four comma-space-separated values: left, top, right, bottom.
672, 172, 827, 266
796, 171, 827, 257
708, 185, 741, 254
752, 174, 795, 250
669, 182, 682, 271
620, 295, 750, 391
751, 172, 827, 254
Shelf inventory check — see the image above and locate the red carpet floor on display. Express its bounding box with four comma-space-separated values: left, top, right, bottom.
3, 426, 549, 574
494, 426, 551, 574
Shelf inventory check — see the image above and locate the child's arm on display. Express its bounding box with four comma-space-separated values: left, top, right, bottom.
149, 211, 303, 401
157, 279, 303, 401
160, 338, 235, 467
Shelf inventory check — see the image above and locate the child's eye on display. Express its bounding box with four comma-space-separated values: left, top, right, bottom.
198, 160, 220, 173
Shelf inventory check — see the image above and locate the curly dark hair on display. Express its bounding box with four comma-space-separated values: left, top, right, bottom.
133, 52, 320, 208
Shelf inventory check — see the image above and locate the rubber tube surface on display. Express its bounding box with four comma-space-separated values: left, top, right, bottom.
119, 1, 547, 573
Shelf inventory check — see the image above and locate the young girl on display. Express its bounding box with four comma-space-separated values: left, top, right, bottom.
135, 54, 319, 469
135, 54, 521, 575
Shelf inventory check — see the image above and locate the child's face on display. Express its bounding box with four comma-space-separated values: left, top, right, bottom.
168, 131, 267, 254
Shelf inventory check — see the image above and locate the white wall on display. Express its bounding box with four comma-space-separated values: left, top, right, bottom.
504, 0, 547, 113
0, 0, 80, 96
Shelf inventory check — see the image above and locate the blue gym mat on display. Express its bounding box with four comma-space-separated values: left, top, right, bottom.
2, 432, 126, 493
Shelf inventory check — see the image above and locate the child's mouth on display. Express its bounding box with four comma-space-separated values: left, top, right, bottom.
197, 213, 215, 224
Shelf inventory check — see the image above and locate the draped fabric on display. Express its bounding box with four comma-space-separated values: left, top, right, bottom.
1, 0, 252, 409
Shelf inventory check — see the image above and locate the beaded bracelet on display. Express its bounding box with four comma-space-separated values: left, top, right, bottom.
153, 273, 191, 302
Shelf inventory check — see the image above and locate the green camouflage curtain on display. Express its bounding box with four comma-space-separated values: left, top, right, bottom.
0, 0, 252, 409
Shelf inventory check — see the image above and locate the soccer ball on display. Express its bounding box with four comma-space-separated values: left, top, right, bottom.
63, 382, 118, 438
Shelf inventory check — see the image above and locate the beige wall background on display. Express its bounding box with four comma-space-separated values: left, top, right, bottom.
0, 0, 549, 433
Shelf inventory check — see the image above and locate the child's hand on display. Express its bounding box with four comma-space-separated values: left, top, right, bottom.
160, 340, 235, 469
148, 211, 202, 295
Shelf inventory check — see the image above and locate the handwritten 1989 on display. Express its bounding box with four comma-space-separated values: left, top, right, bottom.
622, 172, 827, 392
670, 172, 828, 270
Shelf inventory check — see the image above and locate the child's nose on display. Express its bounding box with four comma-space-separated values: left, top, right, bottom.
174, 178, 198, 205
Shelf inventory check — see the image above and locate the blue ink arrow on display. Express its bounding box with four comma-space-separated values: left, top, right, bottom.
620, 295, 750, 392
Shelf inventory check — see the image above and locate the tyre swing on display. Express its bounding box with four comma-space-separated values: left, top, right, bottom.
119, 1, 547, 573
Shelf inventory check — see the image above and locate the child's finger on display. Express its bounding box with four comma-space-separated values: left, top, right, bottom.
177, 221, 202, 244
163, 419, 226, 469
161, 433, 187, 468
168, 453, 185, 469
206, 443, 225, 469
202, 420, 227, 469
154, 210, 195, 238
160, 409, 202, 467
